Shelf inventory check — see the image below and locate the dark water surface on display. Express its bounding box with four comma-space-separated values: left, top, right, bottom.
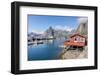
28, 39, 66, 61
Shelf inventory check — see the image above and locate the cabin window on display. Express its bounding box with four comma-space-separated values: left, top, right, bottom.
81, 38, 85, 42
81, 38, 83, 42
77, 37, 80, 41
74, 36, 80, 42
74, 37, 80, 42
74, 37, 78, 41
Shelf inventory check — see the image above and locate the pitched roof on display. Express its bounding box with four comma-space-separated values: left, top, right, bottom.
70, 33, 86, 38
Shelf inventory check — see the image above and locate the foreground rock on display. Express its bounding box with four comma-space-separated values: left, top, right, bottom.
60, 46, 88, 59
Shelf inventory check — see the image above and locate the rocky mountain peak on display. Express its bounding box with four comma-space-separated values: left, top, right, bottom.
76, 21, 88, 35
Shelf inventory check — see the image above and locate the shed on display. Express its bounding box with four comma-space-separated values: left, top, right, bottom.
64, 34, 86, 47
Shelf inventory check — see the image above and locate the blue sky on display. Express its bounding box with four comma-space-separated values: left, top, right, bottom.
28, 15, 87, 34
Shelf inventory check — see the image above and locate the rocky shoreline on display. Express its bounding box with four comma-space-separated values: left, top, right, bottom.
60, 46, 88, 59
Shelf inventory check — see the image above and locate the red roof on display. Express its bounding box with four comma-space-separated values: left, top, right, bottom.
70, 33, 86, 38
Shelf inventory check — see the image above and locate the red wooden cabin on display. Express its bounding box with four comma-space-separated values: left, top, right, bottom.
64, 34, 86, 47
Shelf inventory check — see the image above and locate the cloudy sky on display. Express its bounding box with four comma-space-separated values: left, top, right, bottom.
28, 15, 87, 34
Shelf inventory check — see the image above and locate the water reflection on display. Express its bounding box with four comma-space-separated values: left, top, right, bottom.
28, 38, 66, 61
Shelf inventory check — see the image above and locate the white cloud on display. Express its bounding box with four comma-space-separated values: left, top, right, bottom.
54, 25, 73, 32
32, 30, 44, 34
78, 17, 88, 23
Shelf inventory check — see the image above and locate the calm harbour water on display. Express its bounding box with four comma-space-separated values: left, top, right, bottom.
28, 38, 66, 61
